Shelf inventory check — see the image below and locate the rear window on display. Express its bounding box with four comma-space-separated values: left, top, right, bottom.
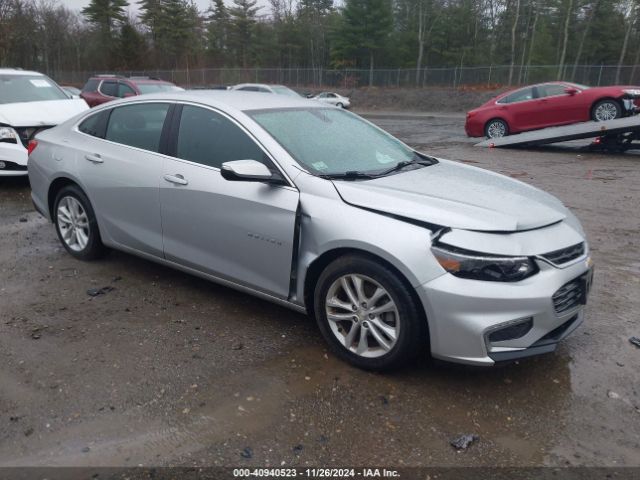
499, 87, 534, 104
105, 103, 170, 152
0, 75, 69, 104
82, 79, 100, 92
99, 81, 118, 97
136, 83, 181, 94
78, 109, 111, 138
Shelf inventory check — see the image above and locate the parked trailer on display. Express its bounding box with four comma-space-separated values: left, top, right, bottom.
475, 115, 640, 152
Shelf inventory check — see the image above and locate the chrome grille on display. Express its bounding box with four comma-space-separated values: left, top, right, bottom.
552, 276, 586, 314
541, 242, 585, 265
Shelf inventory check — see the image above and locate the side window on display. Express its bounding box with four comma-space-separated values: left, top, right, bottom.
238, 86, 258, 92
117, 82, 136, 98
82, 79, 99, 93
78, 109, 111, 138
539, 84, 568, 97
105, 103, 170, 153
327, 93, 336, 98
99, 81, 118, 97
176, 105, 265, 169
501, 87, 534, 104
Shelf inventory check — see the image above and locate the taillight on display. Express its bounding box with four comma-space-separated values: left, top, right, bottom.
27, 140, 38, 156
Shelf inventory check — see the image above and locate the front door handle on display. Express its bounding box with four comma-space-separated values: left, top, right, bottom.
85, 153, 103, 163
164, 174, 188, 186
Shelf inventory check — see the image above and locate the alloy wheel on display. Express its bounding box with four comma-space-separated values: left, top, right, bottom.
325, 274, 400, 358
486, 121, 506, 138
57, 196, 90, 252
594, 102, 619, 121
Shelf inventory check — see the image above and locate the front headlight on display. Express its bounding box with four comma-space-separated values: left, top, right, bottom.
0, 126, 18, 144
431, 243, 539, 282
623, 89, 640, 96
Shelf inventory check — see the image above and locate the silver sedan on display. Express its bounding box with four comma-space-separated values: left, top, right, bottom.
312, 92, 351, 108
28, 91, 593, 370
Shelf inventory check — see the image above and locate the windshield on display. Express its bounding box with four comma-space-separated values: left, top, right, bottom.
567, 82, 589, 90
249, 108, 422, 176
271, 86, 301, 97
137, 83, 183, 94
0, 75, 69, 104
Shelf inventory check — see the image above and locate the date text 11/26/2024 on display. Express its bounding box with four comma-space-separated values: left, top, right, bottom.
233, 468, 401, 478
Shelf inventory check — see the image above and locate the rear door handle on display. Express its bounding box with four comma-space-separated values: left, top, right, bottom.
163, 174, 188, 186
85, 153, 103, 163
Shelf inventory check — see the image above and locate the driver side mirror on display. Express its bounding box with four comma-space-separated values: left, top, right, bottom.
565, 87, 578, 95
221, 159, 283, 184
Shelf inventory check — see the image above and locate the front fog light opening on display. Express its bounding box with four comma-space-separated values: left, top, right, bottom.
486, 317, 534, 344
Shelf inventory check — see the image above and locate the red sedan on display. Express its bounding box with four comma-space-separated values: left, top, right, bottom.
465, 82, 640, 138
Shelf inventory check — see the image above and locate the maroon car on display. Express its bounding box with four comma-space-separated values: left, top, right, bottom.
80, 75, 183, 107
465, 82, 640, 138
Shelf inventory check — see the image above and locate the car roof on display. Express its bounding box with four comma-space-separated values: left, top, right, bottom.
234, 83, 288, 89
0, 68, 44, 76
90, 75, 172, 84
103, 89, 324, 112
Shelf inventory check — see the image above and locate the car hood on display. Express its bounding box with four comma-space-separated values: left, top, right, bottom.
0, 99, 88, 127
332, 159, 567, 232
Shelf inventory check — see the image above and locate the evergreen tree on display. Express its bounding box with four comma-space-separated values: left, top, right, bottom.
332, 0, 393, 85
82, 0, 129, 68
82, 0, 128, 33
207, 0, 230, 65
228, 0, 260, 67
116, 21, 147, 69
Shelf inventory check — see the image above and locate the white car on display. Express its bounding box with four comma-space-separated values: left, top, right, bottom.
312, 92, 351, 109
230, 83, 301, 98
0, 69, 88, 176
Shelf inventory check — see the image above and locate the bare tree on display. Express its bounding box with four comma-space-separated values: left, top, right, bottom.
557, 0, 574, 80
615, 0, 637, 83
508, 0, 520, 85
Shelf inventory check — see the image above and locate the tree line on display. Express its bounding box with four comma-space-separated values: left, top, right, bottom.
0, 0, 638, 86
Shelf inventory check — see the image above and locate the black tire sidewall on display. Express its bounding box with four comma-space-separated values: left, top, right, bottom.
313, 255, 427, 370
485, 119, 509, 138
54, 185, 105, 260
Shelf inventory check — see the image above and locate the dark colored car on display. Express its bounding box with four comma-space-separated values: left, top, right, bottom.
80, 75, 183, 107
465, 82, 640, 138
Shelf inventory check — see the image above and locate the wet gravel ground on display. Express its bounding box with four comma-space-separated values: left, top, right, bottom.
0, 113, 639, 468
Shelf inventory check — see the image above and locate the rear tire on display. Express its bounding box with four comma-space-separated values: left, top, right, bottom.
485, 119, 509, 139
54, 185, 106, 261
591, 99, 622, 121
313, 254, 428, 371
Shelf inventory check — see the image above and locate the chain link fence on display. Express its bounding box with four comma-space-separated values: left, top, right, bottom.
52, 64, 640, 89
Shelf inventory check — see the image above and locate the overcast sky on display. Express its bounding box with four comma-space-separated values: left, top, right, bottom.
62, 0, 271, 16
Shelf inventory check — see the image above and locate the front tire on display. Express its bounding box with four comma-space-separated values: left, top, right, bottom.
336, 102, 344, 109
485, 119, 509, 139
592, 99, 622, 121
313, 255, 427, 370
54, 185, 106, 260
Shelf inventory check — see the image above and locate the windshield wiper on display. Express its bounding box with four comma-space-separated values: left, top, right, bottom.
376, 157, 436, 177
319, 170, 376, 181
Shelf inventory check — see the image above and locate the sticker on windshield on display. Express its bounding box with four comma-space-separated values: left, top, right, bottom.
30, 79, 52, 88
376, 151, 396, 164
312, 161, 329, 171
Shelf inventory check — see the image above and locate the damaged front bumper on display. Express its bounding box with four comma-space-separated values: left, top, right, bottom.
0, 141, 28, 176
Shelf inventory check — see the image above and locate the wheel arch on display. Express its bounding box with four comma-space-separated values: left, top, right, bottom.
47, 176, 82, 220
590, 97, 622, 116
302, 247, 430, 340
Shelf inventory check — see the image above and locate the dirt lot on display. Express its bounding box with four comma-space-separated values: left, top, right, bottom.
1, 115, 639, 470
